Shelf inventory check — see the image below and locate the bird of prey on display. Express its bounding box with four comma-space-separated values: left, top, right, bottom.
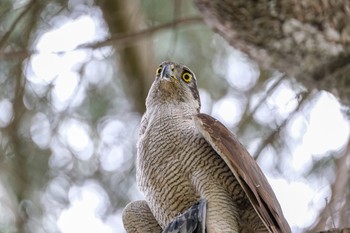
123, 61, 292, 233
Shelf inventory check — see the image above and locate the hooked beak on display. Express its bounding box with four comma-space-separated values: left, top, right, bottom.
160, 64, 175, 81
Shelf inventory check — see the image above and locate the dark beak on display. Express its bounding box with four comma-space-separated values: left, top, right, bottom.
160, 64, 174, 81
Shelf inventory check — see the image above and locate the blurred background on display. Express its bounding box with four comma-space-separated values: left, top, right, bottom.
0, 0, 349, 232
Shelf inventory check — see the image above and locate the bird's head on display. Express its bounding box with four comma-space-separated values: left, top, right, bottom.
145, 61, 201, 113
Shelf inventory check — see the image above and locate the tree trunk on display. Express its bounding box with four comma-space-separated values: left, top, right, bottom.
194, 0, 350, 106
95, 0, 156, 114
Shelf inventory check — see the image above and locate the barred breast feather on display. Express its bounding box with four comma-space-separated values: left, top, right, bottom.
136, 108, 265, 233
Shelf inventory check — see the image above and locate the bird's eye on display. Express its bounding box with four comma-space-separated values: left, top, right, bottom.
156, 67, 162, 76
182, 72, 192, 83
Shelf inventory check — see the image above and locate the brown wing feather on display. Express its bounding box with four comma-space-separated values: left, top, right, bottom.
193, 113, 292, 233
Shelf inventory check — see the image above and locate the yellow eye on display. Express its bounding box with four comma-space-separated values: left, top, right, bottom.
156, 67, 162, 76
182, 72, 192, 83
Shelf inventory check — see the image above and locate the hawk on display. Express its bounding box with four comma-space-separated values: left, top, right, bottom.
123, 61, 291, 233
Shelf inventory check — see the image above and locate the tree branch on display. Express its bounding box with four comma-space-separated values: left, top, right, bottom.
0, 0, 37, 50
0, 16, 203, 60
253, 91, 311, 160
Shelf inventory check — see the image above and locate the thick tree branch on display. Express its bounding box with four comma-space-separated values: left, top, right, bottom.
193, 0, 350, 106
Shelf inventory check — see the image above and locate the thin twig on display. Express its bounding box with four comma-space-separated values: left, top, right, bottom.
237, 74, 286, 135
0, 0, 37, 50
0, 16, 203, 60
253, 91, 311, 160
79, 16, 203, 49
309, 140, 350, 232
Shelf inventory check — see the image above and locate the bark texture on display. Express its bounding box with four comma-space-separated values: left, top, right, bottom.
194, 0, 350, 106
